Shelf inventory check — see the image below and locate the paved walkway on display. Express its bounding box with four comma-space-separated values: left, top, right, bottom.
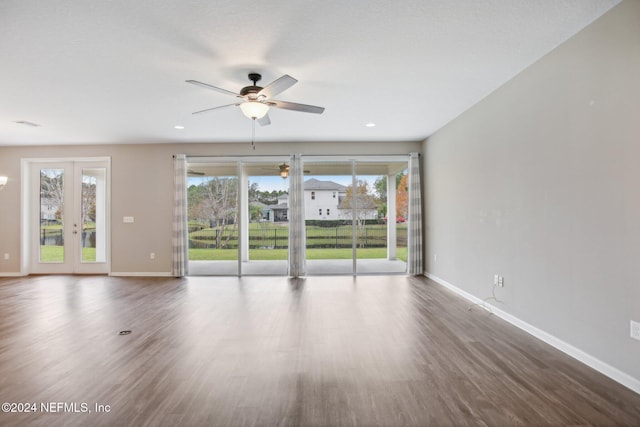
188, 259, 407, 276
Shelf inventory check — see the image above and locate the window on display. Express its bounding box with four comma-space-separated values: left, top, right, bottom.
326, 209, 330, 216
311, 191, 315, 200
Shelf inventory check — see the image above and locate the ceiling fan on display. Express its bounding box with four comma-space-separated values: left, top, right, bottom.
261, 163, 311, 179
186, 73, 325, 126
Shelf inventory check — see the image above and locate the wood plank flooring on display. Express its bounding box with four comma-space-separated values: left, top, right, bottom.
0, 275, 638, 426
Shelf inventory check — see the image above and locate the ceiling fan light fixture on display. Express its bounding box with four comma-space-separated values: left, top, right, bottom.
240, 101, 269, 119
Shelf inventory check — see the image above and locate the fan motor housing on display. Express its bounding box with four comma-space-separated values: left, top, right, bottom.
241, 73, 263, 97
240, 85, 263, 97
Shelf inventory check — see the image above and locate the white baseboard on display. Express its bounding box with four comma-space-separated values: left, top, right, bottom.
0, 272, 27, 277
109, 272, 174, 277
425, 272, 640, 395
1, 271, 175, 277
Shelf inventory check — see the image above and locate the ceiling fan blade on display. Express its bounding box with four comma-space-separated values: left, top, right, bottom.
186, 80, 241, 97
270, 100, 325, 114
258, 75, 297, 98
257, 113, 271, 126
192, 103, 239, 115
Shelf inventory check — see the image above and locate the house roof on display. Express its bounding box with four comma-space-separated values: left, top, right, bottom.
304, 178, 347, 191
0, 0, 620, 146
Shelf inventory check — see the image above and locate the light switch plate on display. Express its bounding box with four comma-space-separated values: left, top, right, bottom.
123, 216, 134, 223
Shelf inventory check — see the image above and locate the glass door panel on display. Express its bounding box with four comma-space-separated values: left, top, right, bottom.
243, 160, 289, 275
354, 169, 385, 274
186, 162, 239, 276
80, 168, 106, 264
39, 168, 66, 263
304, 161, 355, 275
355, 161, 408, 274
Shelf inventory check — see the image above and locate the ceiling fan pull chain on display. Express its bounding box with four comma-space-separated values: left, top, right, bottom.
251, 118, 256, 150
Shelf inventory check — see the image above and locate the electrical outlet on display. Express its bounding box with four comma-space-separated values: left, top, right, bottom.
3, 253, 8, 260
631, 320, 640, 341
433, 254, 437, 262
150, 252, 155, 260
498, 276, 504, 287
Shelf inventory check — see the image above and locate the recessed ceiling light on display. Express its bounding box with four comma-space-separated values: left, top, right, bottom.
365, 123, 376, 127
174, 125, 185, 129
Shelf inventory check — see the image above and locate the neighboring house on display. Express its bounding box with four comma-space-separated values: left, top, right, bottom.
262, 195, 289, 222
304, 178, 346, 220
262, 178, 377, 222
40, 198, 59, 222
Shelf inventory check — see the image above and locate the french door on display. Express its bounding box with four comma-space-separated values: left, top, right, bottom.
30, 160, 109, 274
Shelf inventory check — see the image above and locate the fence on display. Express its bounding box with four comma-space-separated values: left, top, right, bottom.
189, 226, 407, 250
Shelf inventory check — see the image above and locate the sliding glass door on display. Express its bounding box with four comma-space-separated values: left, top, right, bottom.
304, 157, 408, 275
183, 155, 411, 276
186, 158, 289, 276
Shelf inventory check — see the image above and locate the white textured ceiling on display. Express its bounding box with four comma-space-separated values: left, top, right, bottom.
0, 0, 620, 146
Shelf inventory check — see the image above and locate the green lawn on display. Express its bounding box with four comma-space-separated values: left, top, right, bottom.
189, 247, 407, 262
189, 222, 408, 261
40, 246, 97, 262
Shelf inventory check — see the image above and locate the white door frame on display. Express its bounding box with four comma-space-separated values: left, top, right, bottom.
20, 157, 111, 275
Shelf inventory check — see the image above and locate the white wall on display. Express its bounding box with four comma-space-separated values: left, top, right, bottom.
423, 0, 640, 385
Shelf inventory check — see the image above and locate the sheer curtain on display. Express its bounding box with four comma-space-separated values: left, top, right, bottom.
288, 153, 306, 277
407, 152, 423, 275
172, 154, 188, 277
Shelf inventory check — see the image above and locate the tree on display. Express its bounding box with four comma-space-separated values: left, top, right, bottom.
188, 184, 205, 225
341, 180, 379, 243
40, 169, 64, 223
81, 175, 97, 228
248, 182, 260, 203
373, 173, 405, 217
188, 177, 239, 248
249, 204, 263, 221
254, 189, 286, 205
396, 174, 409, 219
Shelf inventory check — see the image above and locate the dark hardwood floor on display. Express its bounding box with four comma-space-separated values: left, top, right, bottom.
0, 275, 638, 427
